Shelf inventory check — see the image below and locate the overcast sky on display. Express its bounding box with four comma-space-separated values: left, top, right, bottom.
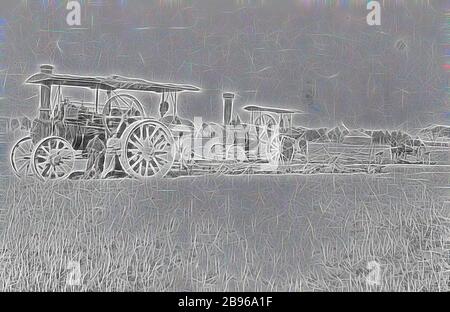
0, 0, 448, 130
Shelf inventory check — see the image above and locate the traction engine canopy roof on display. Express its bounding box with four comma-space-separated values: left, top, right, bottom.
26, 72, 201, 93
242, 105, 303, 115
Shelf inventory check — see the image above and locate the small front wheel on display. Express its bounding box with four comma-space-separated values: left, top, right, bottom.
32, 136, 75, 181
10, 137, 34, 178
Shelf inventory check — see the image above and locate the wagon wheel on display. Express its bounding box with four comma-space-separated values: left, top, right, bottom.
120, 120, 175, 179
10, 137, 34, 178
266, 134, 295, 167
32, 136, 75, 181
103, 94, 145, 136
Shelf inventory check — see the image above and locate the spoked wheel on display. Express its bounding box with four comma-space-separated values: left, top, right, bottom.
103, 94, 145, 135
255, 113, 277, 138
32, 136, 75, 181
253, 114, 277, 156
120, 120, 175, 179
10, 137, 34, 178
267, 134, 296, 167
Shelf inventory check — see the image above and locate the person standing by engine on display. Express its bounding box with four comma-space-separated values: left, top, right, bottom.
159, 100, 169, 119
83, 134, 105, 179
101, 114, 127, 179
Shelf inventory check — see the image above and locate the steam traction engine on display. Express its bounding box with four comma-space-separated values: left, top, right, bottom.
10, 65, 200, 180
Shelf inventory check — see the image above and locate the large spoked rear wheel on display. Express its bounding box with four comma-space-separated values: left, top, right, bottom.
32, 136, 75, 181
10, 137, 34, 178
120, 120, 175, 179
267, 134, 295, 167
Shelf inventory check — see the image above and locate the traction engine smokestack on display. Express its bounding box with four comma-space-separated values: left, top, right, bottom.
223, 93, 234, 125
39, 65, 53, 120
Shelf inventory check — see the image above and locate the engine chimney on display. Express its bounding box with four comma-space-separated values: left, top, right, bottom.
223, 93, 234, 125
39, 64, 53, 120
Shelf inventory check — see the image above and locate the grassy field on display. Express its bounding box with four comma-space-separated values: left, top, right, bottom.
0, 171, 449, 291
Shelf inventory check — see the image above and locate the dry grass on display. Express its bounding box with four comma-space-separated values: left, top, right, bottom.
0, 173, 448, 291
